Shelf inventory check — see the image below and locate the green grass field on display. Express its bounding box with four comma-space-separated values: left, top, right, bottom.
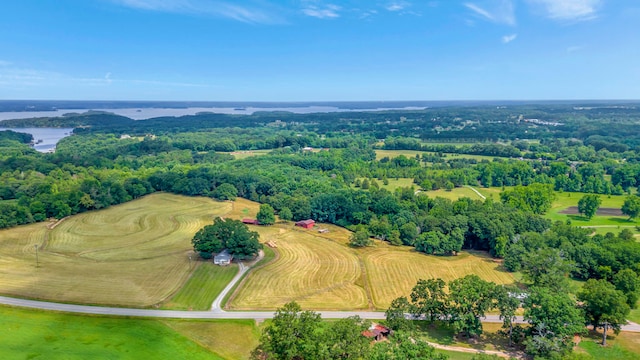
221, 149, 273, 160
162, 262, 238, 310
355, 177, 416, 192
421, 187, 486, 201
374, 149, 501, 162
0, 305, 222, 360
0, 193, 232, 307
545, 192, 638, 228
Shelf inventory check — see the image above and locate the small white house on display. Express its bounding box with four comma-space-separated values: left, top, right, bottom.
214, 249, 233, 266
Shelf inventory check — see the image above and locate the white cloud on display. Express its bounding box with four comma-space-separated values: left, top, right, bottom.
111, 0, 281, 24
386, 1, 410, 12
502, 33, 517, 43
465, 0, 516, 26
302, 3, 341, 19
528, 0, 601, 21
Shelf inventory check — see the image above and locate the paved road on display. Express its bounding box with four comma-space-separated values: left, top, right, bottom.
1, 294, 640, 332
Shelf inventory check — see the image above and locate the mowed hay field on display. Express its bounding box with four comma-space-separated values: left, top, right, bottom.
229, 223, 515, 310
362, 245, 515, 309
0, 193, 231, 307
228, 223, 369, 310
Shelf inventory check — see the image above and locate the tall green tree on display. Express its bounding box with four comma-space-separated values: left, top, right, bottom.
349, 226, 372, 247
385, 296, 412, 331
493, 285, 521, 347
323, 316, 372, 359
521, 248, 572, 291
613, 269, 640, 309
524, 287, 584, 358
500, 183, 555, 215
192, 217, 261, 259
252, 302, 322, 360
257, 203, 276, 225
278, 207, 293, 221
578, 279, 630, 345
621, 195, 640, 220
409, 278, 448, 323
370, 332, 446, 360
448, 275, 496, 338
578, 194, 601, 219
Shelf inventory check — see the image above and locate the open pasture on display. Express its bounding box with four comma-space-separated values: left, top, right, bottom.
0, 193, 231, 307
545, 192, 638, 227
229, 222, 515, 310
162, 262, 238, 310
0, 305, 222, 360
228, 223, 369, 310
362, 246, 515, 309
421, 186, 486, 201
355, 177, 416, 192
374, 149, 500, 162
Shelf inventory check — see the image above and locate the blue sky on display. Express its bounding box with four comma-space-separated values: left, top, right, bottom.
0, 0, 638, 101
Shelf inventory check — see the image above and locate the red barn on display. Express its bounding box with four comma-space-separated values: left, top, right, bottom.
242, 218, 259, 225
295, 219, 315, 229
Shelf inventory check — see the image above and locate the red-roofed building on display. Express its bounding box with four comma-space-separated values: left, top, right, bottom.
295, 219, 315, 229
242, 218, 259, 225
362, 323, 391, 342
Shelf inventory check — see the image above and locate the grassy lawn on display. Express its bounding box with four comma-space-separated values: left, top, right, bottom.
0, 193, 233, 307
545, 192, 638, 227
421, 187, 486, 201
575, 330, 640, 359
163, 319, 260, 360
354, 177, 416, 192
221, 149, 273, 160
162, 262, 238, 310
374, 149, 500, 162
0, 305, 221, 360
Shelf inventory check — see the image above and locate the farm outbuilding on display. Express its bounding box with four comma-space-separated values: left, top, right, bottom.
242, 218, 260, 225
295, 219, 315, 229
214, 249, 233, 266
362, 323, 391, 342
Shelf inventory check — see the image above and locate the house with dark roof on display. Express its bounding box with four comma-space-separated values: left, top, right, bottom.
214, 249, 233, 266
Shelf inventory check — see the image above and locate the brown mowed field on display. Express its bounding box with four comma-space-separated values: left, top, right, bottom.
362, 243, 515, 309
0, 193, 231, 307
229, 222, 515, 311
228, 223, 369, 310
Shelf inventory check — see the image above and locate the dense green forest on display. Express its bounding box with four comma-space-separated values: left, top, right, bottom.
2, 104, 640, 357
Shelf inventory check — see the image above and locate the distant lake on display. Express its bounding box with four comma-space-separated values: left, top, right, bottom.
0, 127, 73, 153
0, 106, 427, 121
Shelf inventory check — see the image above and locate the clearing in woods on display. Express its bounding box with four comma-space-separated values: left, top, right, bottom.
228, 223, 515, 310
0, 193, 231, 307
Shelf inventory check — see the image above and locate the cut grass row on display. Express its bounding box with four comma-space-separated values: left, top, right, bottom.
162, 262, 238, 310
229, 223, 515, 310
0, 193, 232, 307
